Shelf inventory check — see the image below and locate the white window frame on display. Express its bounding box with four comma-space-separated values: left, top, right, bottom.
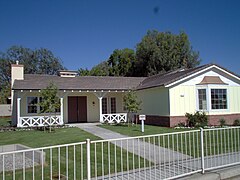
196, 88, 208, 111
196, 85, 229, 112
209, 87, 229, 112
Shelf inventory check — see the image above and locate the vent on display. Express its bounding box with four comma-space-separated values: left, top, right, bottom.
58, 70, 78, 77
198, 76, 228, 85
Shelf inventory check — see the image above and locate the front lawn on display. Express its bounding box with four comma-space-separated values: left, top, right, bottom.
0, 127, 100, 147
0, 126, 147, 179
99, 124, 188, 137
100, 124, 240, 158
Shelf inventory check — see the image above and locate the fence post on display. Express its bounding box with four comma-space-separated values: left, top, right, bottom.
86, 139, 91, 180
200, 128, 205, 174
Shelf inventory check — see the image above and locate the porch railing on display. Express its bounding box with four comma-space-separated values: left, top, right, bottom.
18, 115, 63, 127
100, 113, 127, 124
1, 127, 240, 179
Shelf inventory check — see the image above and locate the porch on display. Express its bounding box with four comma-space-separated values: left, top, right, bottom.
14, 90, 128, 127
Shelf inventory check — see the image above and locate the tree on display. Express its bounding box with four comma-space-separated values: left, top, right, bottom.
134, 30, 201, 76
0, 83, 10, 104
38, 83, 60, 132
78, 61, 110, 76
78, 48, 136, 77
0, 46, 65, 103
108, 48, 136, 76
123, 91, 142, 125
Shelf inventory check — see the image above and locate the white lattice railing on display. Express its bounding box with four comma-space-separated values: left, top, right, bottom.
100, 113, 127, 124
18, 115, 63, 127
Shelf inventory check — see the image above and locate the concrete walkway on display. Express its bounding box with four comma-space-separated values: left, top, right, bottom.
71, 123, 190, 164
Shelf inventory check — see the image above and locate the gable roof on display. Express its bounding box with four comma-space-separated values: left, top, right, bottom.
137, 64, 240, 90
13, 74, 145, 91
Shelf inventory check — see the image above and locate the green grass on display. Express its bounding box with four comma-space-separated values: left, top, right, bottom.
0, 127, 100, 147
99, 124, 189, 137
100, 124, 240, 158
0, 126, 147, 179
0, 117, 11, 126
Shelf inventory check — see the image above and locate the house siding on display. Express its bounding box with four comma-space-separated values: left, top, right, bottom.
228, 86, 240, 113
169, 85, 196, 116
137, 87, 170, 116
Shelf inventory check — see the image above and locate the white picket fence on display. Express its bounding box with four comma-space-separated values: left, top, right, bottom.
0, 127, 240, 179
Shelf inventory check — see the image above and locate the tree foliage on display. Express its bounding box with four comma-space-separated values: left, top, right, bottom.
38, 83, 60, 114
0, 46, 65, 103
123, 91, 141, 113
78, 61, 109, 76
79, 48, 136, 77
0, 83, 10, 104
134, 30, 201, 76
78, 30, 201, 77
38, 83, 60, 132
123, 91, 142, 125
108, 48, 136, 76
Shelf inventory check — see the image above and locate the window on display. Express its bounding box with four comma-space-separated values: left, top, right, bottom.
27, 97, 38, 113
110, 97, 116, 113
211, 89, 227, 109
27, 97, 61, 114
198, 89, 207, 110
102, 98, 108, 114
55, 99, 61, 113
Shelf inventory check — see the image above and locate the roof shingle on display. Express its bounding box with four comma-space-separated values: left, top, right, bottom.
13, 75, 146, 90
13, 63, 239, 91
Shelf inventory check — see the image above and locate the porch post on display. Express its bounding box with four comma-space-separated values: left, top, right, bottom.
99, 97, 103, 122
17, 97, 21, 127
93, 92, 107, 123
60, 97, 64, 125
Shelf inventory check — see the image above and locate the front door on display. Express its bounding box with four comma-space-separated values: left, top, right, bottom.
68, 96, 87, 123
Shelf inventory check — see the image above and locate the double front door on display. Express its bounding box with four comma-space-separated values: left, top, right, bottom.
68, 96, 87, 123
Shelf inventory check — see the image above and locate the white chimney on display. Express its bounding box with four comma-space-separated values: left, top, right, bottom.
11, 61, 24, 88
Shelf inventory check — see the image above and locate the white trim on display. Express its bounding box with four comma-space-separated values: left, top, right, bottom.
60, 97, 64, 124
195, 85, 229, 113
17, 98, 21, 127
166, 65, 240, 88
196, 88, 208, 111
209, 87, 229, 112
99, 97, 103, 122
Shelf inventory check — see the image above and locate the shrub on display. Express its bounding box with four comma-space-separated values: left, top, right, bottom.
233, 119, 240, 126
176, 122, 186, 127
219, 118, 226, 127
185, 111, 208, 128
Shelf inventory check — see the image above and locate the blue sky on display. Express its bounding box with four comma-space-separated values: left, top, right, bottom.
0, 0, 239, 74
